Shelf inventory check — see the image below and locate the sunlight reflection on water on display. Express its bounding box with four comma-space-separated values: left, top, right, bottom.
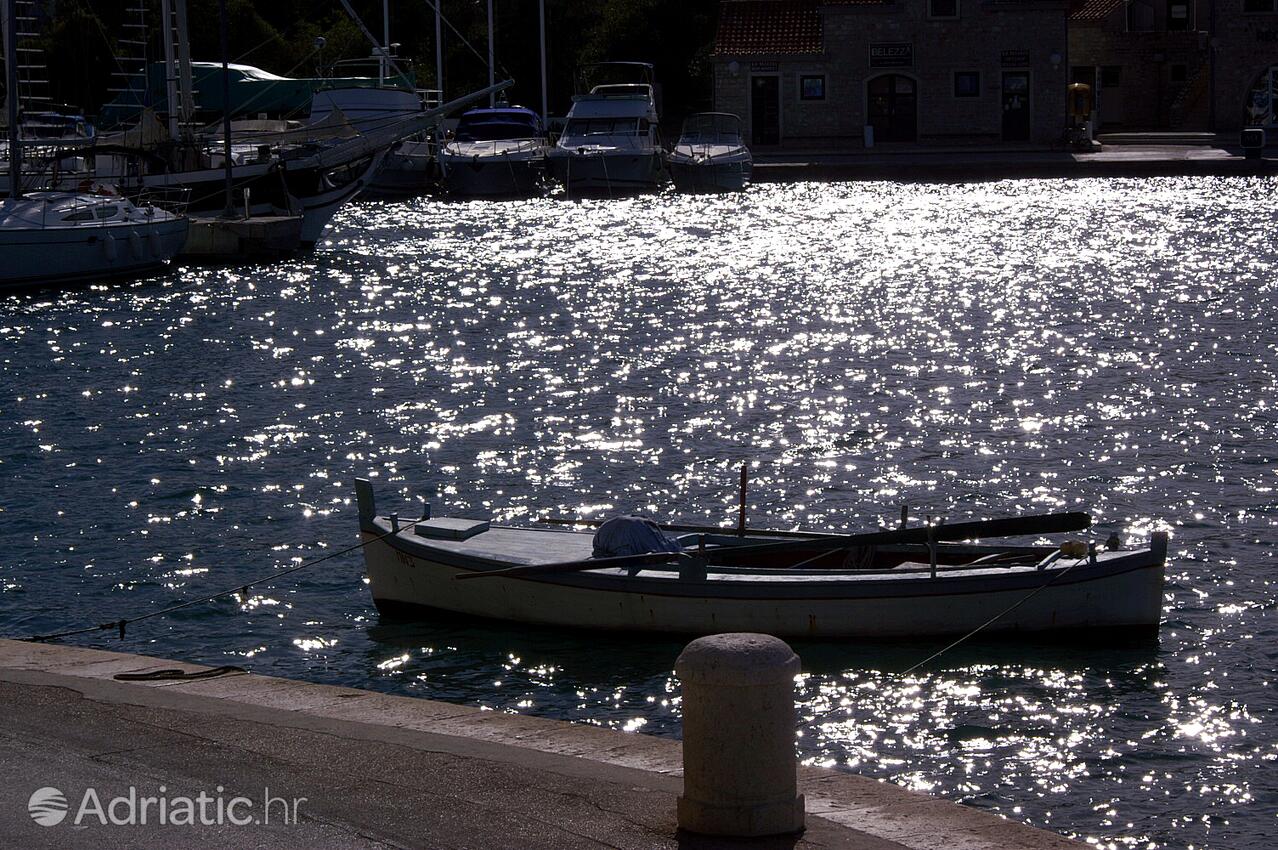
2, 178, 1277, 848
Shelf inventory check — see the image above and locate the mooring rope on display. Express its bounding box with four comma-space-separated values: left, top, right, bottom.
20, 521, 411, 644
899, 554, 1089, 676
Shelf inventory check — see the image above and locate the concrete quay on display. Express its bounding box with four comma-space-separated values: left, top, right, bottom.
0, 638, 1083, 849
753, 143, 1277, 182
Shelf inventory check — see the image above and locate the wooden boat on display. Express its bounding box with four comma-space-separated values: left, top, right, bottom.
354, 480, 1166, 639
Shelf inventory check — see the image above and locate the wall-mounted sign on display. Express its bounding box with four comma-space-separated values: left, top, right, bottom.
750, 61, 780, 72
869, 43, 913, 68
1258, 29, 1278, 43
1001, 50, 1030, 67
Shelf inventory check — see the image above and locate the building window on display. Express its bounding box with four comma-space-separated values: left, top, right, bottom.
1243, 0, 1276, 12
1127, 0, 1156, 30
1168, 1, 1191, 29
953, 71, 980, 98
799, 75, 826, 100
1101, 66, 1122, 88
928, 0, 959, 18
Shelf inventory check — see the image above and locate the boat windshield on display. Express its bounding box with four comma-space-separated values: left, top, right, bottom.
455, 115, 541, 142
589, 83, 652, 99
563, 117, 648, 137
679, 114, 742, 145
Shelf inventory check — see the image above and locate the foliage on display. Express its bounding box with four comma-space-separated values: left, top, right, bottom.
23, 0, 717, 125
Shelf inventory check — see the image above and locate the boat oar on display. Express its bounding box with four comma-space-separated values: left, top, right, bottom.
703, 511, 1092, 562
455, 512, 1089, 581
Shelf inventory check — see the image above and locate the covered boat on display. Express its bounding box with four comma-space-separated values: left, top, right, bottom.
355, 481, 1167, 639
438, 106, 548, 197
668, 113, 752, 192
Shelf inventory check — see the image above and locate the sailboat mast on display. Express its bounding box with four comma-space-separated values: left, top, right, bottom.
219, 0, 233, 217
434, 0, 443, 101
487, 0, 494, 107
539, 0, 547, 125
4, 0, 19, 200
161, 0, 179, 138
380, 0, 389, 86
174, 0, 195, 136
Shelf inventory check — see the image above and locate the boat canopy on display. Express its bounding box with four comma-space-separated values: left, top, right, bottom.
678, 113, 743, 145
455, 107, 544, 141
563, 117, 649, 137
98, 62, 416, 129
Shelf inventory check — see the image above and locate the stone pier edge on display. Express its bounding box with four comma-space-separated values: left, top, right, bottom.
0, 638, 1081, 849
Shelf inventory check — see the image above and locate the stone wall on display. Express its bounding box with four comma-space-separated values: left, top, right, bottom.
713, 0, 1071, 149
1212, 1, 1278, 131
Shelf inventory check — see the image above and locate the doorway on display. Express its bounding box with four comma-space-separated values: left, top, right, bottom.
1002, 71, 1031, 141
867, 74, 917, 143
751, 76, 780, 145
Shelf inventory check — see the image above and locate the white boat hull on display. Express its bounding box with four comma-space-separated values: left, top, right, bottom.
363, 142, 438, 199
440, 156, 545, 197
548, 150, 666, 194
669, 158, 752, 192
360, 523, 1166, 639
0, 218, 189, 287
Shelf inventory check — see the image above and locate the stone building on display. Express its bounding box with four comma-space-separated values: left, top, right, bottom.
1212, 1, 1278, 130
711, 0, 1071, 148
1068, 0, 1278, 132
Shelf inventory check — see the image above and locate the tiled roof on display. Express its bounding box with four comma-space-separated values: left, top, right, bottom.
1069, 0, 1126, 21
714, 1, 825, 57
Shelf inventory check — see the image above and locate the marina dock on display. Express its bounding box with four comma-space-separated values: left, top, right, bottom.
0, 639, 1082, 849
752, 143, 1277, 183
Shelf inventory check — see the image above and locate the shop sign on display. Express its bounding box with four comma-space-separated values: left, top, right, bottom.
1001, 50, 1030, 67
869, 43, 913, 68
749, 61, 779, 72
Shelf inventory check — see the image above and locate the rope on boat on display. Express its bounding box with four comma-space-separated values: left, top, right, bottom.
19, 522, 412, 644
899, 555, 1089, 676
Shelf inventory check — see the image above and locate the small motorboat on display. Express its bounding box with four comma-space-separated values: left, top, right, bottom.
438, 106, 548, 198
546, 62, 668, 195
668, 113, 752, 192
354, 480, 1167, 639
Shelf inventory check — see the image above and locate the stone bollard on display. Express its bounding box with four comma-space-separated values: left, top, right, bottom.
676, 633, 805, 837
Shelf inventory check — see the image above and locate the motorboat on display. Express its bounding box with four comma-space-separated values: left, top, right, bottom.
668, 113, 752, 192
546, 62, 667, 195
0, 191, 189, 288
438, 106, 547, 197
354, 480, 1167, 639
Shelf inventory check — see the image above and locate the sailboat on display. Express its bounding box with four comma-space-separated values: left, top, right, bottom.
87, 1, 506, 244
0, 0, 188, 288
